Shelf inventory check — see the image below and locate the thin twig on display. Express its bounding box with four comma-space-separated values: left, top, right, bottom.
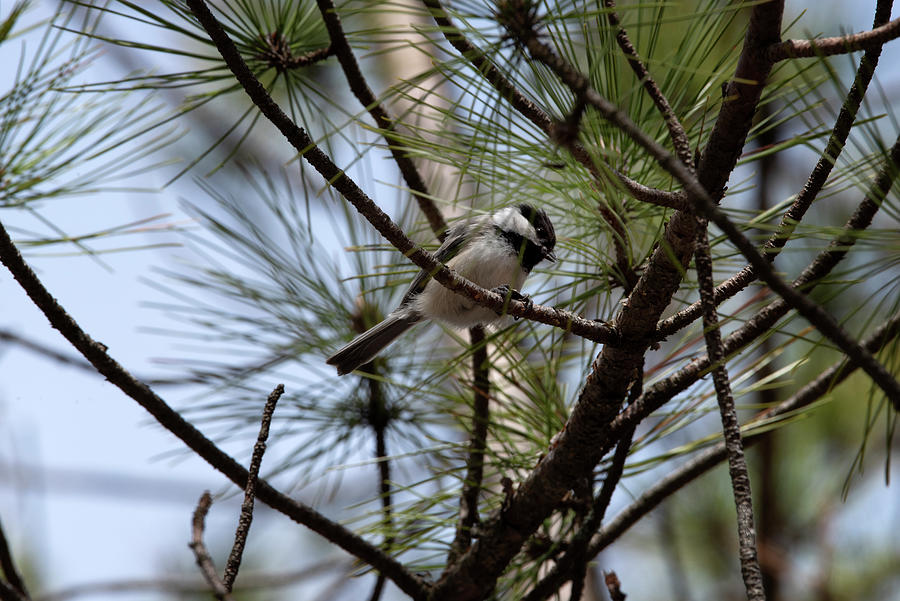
658, 0, 894, 337
767, 16, 900, 61
604, 0, 694, 169
694, 221, 765, 601
448, 326, 491, 565
315, 0, 447, 237
0, 517, 28, 601
0, 217, 429, 600
189, 492, 233, 601
222, 384, 284, 591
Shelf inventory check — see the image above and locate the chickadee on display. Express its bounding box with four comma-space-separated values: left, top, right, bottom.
327, 204, 556, 376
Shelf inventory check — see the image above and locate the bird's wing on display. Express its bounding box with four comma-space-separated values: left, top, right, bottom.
399, 223, 477, 306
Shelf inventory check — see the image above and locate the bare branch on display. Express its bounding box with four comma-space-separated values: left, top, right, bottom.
0, 217, 430, 600
315, 0, 447, 238
694, 222, 765, 601
448, 326, 491, 565
604, 0, 694, 169
222, 384, 284, 591
767, 16, 900, 62
189, 492, 233, 601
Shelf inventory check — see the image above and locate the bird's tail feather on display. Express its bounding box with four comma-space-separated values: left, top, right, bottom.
327, 313, 419, 375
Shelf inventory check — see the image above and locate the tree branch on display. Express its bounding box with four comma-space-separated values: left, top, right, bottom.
539, 0, 900, 403
767, 16, 900, 62
694, 221, 765, 601
604, 0, 694, 169
430, 5, 787, 598
183, 0, 618, 346
658, 0, 893, 336
189, 492, 233, 601
594, 309, 900, 551
0, 218, 430, 600
222, 384, 284, 591
529, 309, 900, 596
314, 0, 447, 237
448, 326, 492, 565
421, 0, 686, 212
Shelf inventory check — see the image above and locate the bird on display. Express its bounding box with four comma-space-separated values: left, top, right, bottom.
327, 204, 556, 376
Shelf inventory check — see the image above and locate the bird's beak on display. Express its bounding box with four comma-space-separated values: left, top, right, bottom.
543, 248, 556, 263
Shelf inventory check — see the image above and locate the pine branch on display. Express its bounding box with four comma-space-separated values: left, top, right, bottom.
604, 0, 694, 170
0, 217, 430, 601
431, 5, 788, 599
594, 310, 900, 551
768, 16, 900, 61
222, 385, 284, 591
514, 0, 900, 402
694, 222, 765, 601
421, 0, 687, 212
314, 0, 447, 238
529, 310, 900, 596
184, 1, 618, 346
658, 0, 893, 336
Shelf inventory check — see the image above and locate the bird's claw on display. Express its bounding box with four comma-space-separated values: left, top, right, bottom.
492, 285, 532, 319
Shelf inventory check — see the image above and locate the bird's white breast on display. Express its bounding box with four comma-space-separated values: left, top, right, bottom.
412, 232, 527, 328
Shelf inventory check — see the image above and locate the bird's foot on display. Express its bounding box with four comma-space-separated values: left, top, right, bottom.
492, 285, 533, 319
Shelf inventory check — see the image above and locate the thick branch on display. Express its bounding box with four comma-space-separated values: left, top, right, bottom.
767, 16, 900, 62
0, 218, 429, 600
